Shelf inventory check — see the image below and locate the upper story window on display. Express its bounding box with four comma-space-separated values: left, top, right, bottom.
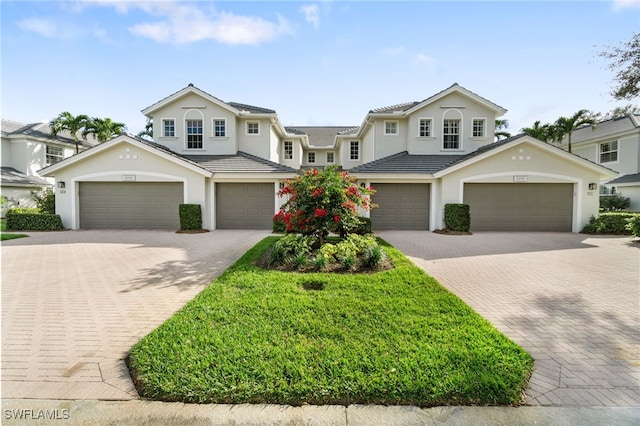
162, 119, 175, 137
350, 141, 360, 160
46, 145, 63, 165
213, 119, 226, 137
326, 152, 334, 163
443, 119, 460, 150
385, 121, 398, 135
247, 122, 259, 135
283, 141, 293, 160
472, 118, 486, 137
308, 151, 316, 163
600, 141, 618, 163
419, 118, 432, 137
186, 119, 203, 149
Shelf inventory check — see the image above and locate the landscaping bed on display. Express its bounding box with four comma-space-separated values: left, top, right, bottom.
128, 236, 532, 407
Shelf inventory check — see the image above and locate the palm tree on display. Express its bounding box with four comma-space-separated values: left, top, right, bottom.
553, 109, 599, 153
83, 117, 127, 143
521, 120, 554, 142
49, 112, 89, 153
495, 119, 511, 141
137, 118, 153, 140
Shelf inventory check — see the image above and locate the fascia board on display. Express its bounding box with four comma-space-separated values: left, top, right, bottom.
141, 86, 240, 117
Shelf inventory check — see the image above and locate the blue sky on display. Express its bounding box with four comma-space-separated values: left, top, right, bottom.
2, 1, 639, 135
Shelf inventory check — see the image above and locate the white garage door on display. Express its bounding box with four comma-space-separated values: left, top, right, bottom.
371, 183, 430, 230
464, 183, 573, 231
79, 182, 183, 229
216, 183, 275, 229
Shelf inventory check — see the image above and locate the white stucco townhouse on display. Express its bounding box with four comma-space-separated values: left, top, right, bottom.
40, 83, 616, 232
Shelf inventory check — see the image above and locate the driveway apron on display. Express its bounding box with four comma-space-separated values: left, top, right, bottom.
1, 230, 270, 400
378, 231, 640, 407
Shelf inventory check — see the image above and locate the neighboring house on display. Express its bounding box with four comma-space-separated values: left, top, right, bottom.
567, 114, 640, 211
0, 119, 92, 214
41, 83, 616, 232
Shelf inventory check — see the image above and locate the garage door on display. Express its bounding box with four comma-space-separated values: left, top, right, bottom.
464, 183, 573, 231
216, 183, 275, 229
371, 183, 430, 230
79, 182, 183, 229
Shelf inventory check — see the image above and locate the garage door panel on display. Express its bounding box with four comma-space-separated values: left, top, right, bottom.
371, 183, 430, 230
79, 182, 183, 229
216, 183, 274, 229
464, 183, 572, 232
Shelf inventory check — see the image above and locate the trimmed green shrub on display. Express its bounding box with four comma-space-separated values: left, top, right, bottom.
444, 203, 470, 231
600, 193, 630, 212
32, 188, 55, 214
6, 210, 63, 231
581, 212, 640, 234
178, 204, 202, 230
625, 215, 640, 237
8, 207, 39, 214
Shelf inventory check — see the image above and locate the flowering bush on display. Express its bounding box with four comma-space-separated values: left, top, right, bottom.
276, 166, 376, 244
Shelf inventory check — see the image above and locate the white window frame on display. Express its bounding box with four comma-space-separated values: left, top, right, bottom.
307, 151, 316, 164
418, 118, 433, 137
443, 119, 461, 150
162, 118, 176, 137
326, 151, 334, 164
283, 140, 293, 160
472, 118, 486, 138
246, 121, 260, 135
186, 119, 204, 149
599, 141, 618, 164
349, 140, 360, 161
46, 145, 63, 165
384, 120, 399, 135
212, 118, 226, 138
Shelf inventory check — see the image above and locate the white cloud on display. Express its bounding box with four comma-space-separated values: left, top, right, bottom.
414, 53, 437, 72
127, 2, 292, 45
17, 18, 59, 38
300, 4, 320, 29
611, 0, 640, 11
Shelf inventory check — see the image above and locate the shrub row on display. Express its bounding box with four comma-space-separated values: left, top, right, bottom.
179, 204, 202, 230
581, 212, 640, 235
6, 210, 63, 231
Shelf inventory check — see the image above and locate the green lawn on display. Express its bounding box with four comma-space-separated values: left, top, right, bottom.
128, 237, 532, 407
0, 219, 28, 241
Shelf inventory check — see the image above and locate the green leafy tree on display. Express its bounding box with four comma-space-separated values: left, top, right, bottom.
521, 120, 554, 142
83, 117, 127, 143
49, 112, 89, 153
553, 109, 599, 153
603, 104, 640, 120
598, 32, 640, 101
494, 119, 511, 141
275, 165, 376, 245
137, 118, 153, 140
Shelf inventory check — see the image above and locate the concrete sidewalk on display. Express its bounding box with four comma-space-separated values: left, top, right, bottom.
1, 399, 639, 425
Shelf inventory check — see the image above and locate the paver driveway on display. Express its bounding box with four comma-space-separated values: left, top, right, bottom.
1, 230, 270, 400
378, 231, 640, 407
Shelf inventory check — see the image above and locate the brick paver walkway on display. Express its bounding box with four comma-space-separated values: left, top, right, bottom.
379, 231, 640, 407
1, 230, 269, 400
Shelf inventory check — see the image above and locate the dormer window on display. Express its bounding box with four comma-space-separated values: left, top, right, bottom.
443, 119, 460, 150
385, 121, 399, 135
213, 119, 226, 137
247, 122, 259, 135
186, 119, 203, 149
419, 118, 432, 137
162, 119, 175, 137
472, 118, 486, 137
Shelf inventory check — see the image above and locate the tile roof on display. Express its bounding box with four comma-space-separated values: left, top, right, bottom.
1, 167, 50, 187
369, 102, 420, 114
349, 151, 465, 174
607, 172, 640, 185
1, 119, 94, 147
571, 115, 640, 144
183, 152, 297, 173
227, 102, 275, 114
285, 126, 355, 146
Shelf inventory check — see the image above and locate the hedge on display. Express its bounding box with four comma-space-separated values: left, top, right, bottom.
179, 204, 202, 230
6, 210, 63, 231
444, 203, 470, 232
581, 212, 640, 235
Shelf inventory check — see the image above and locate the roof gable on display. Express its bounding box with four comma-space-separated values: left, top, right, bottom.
405, 83, 508, 116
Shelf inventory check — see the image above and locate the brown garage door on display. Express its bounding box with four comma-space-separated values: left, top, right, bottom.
464, 183, 573, 231
371, 183, 430, 230
79, 182, 183, 229
216, 183, 275, 229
